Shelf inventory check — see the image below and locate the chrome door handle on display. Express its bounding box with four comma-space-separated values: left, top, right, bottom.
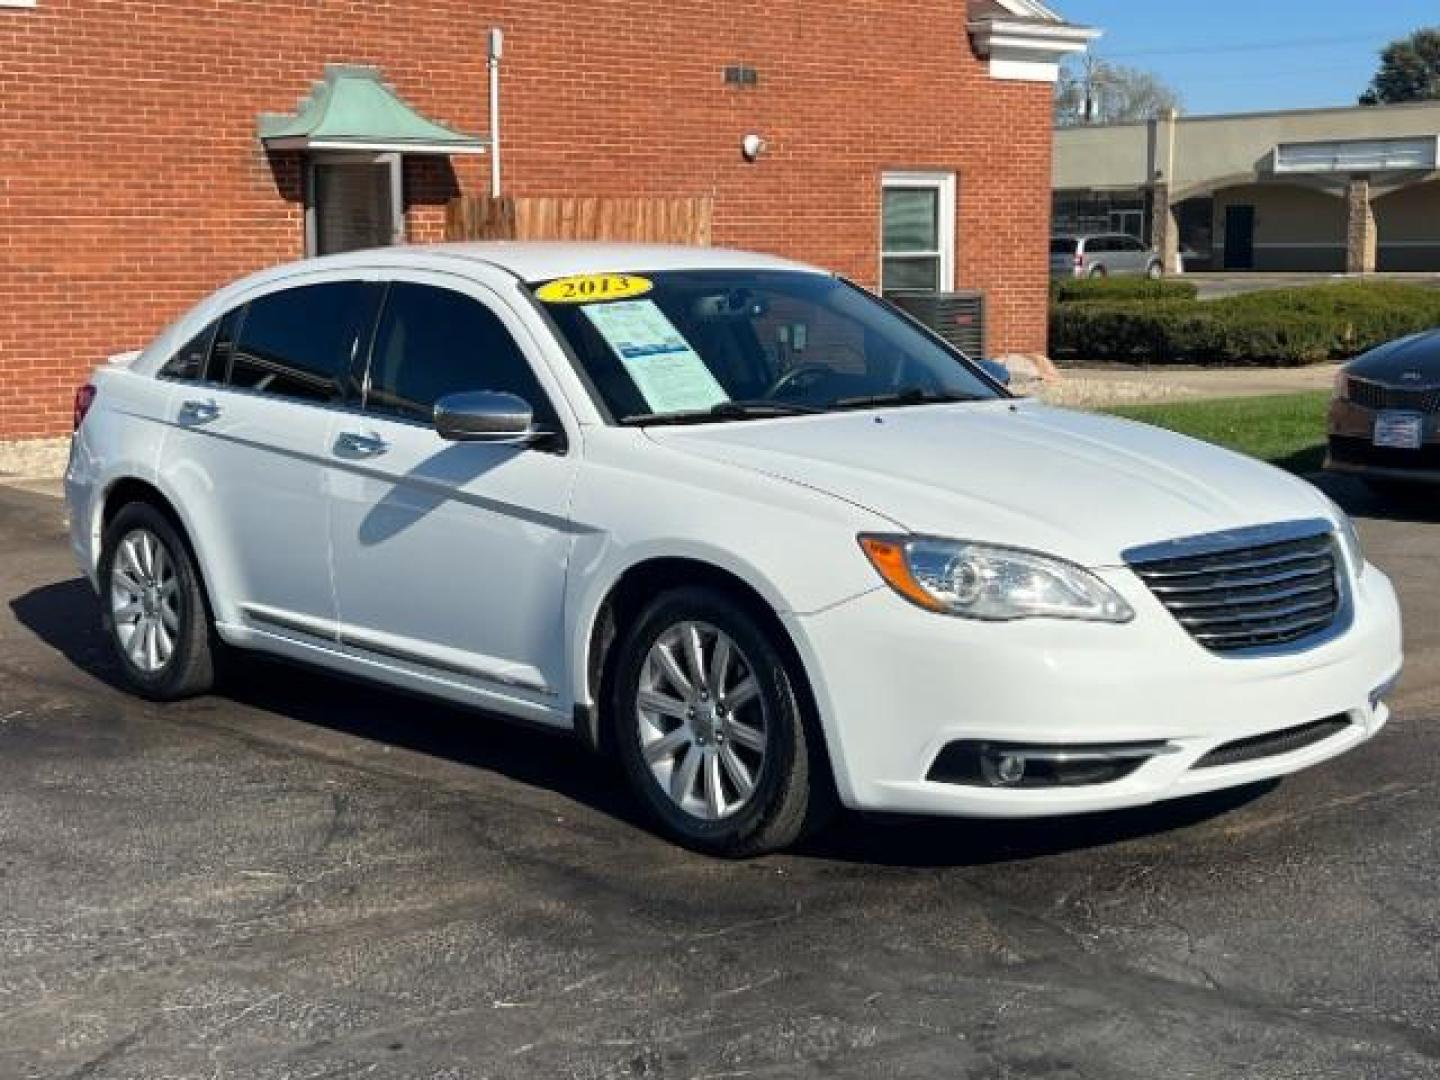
334, 431, 390, 458
179, 399, 221, 425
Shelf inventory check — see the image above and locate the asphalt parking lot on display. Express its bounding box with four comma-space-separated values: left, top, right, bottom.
1, 480, 1437, 1079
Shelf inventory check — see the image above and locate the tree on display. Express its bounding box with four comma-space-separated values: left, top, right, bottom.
1360, 28, 1440, 105
1055, 57, 1183, 127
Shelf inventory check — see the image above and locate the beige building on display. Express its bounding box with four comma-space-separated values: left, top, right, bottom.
1054, 101, 1440, 273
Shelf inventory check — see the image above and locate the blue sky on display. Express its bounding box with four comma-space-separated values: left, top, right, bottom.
1057, 1, 1438, 115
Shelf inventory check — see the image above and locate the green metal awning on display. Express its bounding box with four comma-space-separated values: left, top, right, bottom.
259, 64, 488, 155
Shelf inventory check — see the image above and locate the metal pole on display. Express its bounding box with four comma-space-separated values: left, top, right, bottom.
489, 28, 503, 198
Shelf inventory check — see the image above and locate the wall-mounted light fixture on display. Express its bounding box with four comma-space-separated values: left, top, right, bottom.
741, 133, 767, 162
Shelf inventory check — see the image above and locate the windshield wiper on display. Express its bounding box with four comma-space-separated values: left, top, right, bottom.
620, 399, 825, 427
712, 399, 826, 418
831, 388, 988, 411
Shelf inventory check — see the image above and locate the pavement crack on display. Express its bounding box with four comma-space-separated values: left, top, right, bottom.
62, 1017, 158, 1079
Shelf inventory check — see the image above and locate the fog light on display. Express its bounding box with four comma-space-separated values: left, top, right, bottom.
986, 752, 1026, 786
928, 740, 1169, 788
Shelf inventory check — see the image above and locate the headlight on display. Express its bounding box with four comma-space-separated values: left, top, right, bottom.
858, 535, 1135, 623
1327, 498, 1365, 575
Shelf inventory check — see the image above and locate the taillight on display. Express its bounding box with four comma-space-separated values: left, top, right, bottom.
73, 384, 97, 431
1074, 252, 1084, 269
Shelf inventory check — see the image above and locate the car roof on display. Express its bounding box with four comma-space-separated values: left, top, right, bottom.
250, 242, 826, 286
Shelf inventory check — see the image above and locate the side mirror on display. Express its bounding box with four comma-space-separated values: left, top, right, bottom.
978, 359, 1012, 387
434, 391, 542, 444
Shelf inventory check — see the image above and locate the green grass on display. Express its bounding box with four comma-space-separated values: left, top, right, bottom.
1102, 392, 1331, 475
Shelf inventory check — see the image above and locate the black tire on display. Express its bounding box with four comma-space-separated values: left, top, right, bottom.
610, 586, 831, 857
1088, 265, 1108, 279
98, 502, 217, 701
1146, 261, 1164, 280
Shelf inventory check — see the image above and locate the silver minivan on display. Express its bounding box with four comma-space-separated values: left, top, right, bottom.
1051, 234, 1163, 279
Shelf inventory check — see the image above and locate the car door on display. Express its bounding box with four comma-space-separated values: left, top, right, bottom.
1106, 235, 1132, 275
160, 277, 381, 638
1084, 236, 1108, 275
1111, 236, 1134, 275
324, 273, 580, 719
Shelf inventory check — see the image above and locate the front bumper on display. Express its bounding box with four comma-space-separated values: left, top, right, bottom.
785, 560, 1403, 818
1326, 399, 1440, 483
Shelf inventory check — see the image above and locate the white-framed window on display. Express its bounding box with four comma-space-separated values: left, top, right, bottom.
305, 152, 405, 256
0, 1, 39, 8
880, 171, 956, 295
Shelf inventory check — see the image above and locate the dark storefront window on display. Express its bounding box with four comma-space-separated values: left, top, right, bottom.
1053, 190, 1151, 243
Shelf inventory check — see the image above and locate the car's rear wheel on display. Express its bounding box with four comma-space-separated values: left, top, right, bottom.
99, 502, 217, 700
1088, 265, 1107, 279
611, 586, 828, 856
1146, 261, 1164, 279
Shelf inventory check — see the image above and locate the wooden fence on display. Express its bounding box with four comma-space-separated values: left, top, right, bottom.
445, 195, 713, 246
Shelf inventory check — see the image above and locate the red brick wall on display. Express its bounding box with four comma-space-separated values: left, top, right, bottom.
0, 0, 1054, 439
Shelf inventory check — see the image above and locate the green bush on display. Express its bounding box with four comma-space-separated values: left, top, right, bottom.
1050, 277, 1198, 304
1050, 282, 1440, 366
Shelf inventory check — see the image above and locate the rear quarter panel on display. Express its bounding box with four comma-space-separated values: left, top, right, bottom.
67, 365, 175, 582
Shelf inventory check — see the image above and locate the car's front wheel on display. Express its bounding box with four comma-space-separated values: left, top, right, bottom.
99, 502, 217, 701
1146, 260, 1164, 279
611, 587, 828, 856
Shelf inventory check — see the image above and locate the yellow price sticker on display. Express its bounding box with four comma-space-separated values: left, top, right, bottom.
535, 273, 653, 304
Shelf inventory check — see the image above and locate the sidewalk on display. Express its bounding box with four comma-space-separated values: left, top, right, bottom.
0, 438, 69, 497
1039, 363, 1339, 409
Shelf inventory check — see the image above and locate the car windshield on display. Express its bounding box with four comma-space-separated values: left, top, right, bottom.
530, 269, 1001, 424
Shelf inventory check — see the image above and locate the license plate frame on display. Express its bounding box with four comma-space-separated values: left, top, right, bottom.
1373, 411, 1424, 450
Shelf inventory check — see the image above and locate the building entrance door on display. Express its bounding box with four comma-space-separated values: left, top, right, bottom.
1224, 205, 1256, 270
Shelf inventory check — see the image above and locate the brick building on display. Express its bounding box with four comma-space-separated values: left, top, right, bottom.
0, 0, 1093, 439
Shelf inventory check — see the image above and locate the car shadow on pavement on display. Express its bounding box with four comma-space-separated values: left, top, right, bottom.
215, 649, 648, 829
9, 577, 646, 830
9, 577, 127, 689
795, 782, 1278, 868
13, 576, 1279, 868
1312, 473, 1440, 525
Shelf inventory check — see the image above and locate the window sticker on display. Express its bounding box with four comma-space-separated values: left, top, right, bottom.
535, 273, 653, 304
582, 300, 730, 414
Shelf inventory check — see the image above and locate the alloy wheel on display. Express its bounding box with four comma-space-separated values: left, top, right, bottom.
109, 528, 181, 674
636, 621, 767, 821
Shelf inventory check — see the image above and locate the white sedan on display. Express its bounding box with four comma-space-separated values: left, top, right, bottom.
65, 243, 1403, 855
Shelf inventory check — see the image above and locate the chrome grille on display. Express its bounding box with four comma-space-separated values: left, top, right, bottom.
1348, 377, 1440, 414
1126, 522, 1342, 654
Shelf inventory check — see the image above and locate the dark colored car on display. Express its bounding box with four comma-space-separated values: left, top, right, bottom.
1327, 329, 1440, 489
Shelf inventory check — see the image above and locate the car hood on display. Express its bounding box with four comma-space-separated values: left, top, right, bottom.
1347, 329, 1440, 384
644, 400, 1334, 567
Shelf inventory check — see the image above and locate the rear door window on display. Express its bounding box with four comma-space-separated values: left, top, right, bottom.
211, 306, 244, 384
229, 282, 381, 403
159, 321, 218, 382
364, 283, 558, 428
1050, 238, 1078, 255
